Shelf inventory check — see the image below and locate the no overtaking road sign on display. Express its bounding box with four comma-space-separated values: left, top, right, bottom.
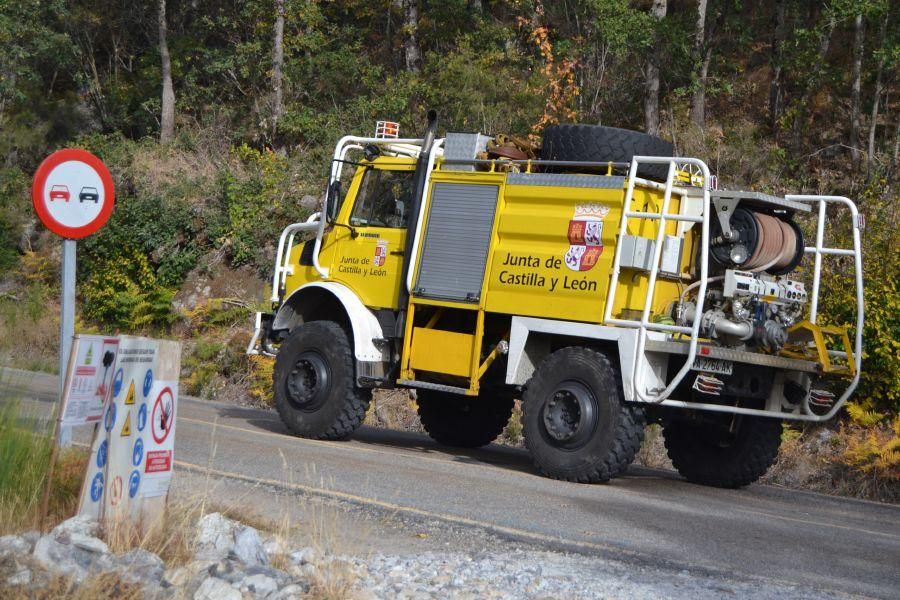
32, 148, 115, 239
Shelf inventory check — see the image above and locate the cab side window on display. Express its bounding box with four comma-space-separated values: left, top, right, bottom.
349, 169, 414, 228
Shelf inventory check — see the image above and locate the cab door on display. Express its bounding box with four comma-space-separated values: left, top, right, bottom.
329, 164, 415, 310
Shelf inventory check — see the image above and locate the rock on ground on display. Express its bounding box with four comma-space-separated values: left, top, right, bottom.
194, 575, 242, 600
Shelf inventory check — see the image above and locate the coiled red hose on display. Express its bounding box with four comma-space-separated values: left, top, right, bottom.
744, 212, 798, 272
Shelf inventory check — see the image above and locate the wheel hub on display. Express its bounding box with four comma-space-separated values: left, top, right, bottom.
541, 381, 598, 448
286, 351, 330, 411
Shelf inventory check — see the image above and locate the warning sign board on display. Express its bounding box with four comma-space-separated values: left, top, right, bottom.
78, 335, 181, 526
60, 336, 119, 427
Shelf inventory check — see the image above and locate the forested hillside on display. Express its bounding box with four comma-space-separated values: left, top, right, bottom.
1, 1, 898, 498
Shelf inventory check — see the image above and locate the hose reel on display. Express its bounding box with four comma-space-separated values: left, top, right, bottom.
710, 207, 803, 274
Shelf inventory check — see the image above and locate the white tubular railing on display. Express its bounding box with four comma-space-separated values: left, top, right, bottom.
784, 195, 864, 421
270, 213, 322, 303
405, 138, 445, 293
603, 156, 712, 403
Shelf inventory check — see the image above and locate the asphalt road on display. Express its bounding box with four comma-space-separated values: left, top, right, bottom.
3, 367, 899, 598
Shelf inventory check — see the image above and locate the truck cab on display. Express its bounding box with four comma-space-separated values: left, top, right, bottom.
249, 116, 863, 489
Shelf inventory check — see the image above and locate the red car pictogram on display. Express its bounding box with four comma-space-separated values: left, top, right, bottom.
49, 184, 70, 202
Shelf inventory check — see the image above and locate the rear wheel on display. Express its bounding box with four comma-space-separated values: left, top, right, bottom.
416, 389, 514, 448
662, 414, 782, 488
273, 321, 370, 440
521, 347, 646, 483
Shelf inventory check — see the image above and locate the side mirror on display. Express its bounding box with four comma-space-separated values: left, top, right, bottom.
326, 180, 341, 222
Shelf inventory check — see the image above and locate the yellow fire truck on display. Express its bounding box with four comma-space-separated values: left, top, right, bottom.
249, 113, 863, 488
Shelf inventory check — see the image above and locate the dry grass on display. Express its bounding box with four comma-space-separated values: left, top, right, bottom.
366, 389, 423, 432
0, 399, 88, 535
497, 400, 524, 447
0, 279, 59, 373
763, 423, 900, 503
308, 558, 359, 600
0, 568, 143, 600
634, 424, 673, 470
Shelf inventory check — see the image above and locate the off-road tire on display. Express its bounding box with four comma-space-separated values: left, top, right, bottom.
662, 415, 782, 488
540, 124, 674, 181
416, 389, 515, 448
273, 321, 370, 440
521, 347, 646, 483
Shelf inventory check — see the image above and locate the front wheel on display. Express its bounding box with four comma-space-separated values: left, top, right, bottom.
663, 414, 782, 488
521, 347, 646, 483
273, 321, 370, 440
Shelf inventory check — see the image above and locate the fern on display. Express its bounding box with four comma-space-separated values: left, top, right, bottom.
845, 401, 885, 427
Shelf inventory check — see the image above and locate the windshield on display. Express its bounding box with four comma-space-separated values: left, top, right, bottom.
349, 169, 414, 228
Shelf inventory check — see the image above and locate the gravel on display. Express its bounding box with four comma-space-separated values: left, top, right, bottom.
347, 549, 848, 600
1, 514, 852, 599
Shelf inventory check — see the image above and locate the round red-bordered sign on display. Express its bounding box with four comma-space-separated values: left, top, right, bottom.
31, 148, 115, 239
151, 386, 175, 444
109, 475, 124, 506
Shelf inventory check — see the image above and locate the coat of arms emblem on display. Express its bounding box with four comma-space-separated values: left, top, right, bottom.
564, 203, 610, 272
374, 239, 388, 267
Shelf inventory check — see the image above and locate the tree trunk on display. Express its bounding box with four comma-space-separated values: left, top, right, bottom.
468, 0, 482, 12
791, 12, 835, 152
768, 0, 787, 132
398, 0, 421, 73
850, 13, 864, 166
158, 0, 175, 143
272, 0, 285, 131
868, 15, 888, 170
689, 0, 709, 128
644, 0, 667, 136
894, 119, 900, 167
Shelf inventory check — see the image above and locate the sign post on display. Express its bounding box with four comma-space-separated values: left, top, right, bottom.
58, 240, 76, 446
32, 148, 115, 447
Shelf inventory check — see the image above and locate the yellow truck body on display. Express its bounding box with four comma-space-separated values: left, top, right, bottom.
253, 123, 864, 488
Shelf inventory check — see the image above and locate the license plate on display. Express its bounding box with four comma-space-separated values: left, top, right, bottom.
691, 357, 733, 375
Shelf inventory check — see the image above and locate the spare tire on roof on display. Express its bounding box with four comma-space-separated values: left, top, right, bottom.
540, 124, 674, 181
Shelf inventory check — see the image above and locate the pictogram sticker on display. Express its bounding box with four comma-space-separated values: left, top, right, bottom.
120, 412, 131, 437
109, 475, 123, 506
132, 438, 143, 466
124, 380, 136, 405
128, 470, 140, 499
151, 387, 174, 444
103, 402, 116, 432
96, 440, 108, 469
137, 403, 147, 432
143, 369, 153, 398
113, 368, 124, 397
90, 473, 104, 502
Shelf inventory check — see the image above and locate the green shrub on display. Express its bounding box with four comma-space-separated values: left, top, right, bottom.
818, 179, 900, 416
81, 246, 176, 331
0, 168, 29, 276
